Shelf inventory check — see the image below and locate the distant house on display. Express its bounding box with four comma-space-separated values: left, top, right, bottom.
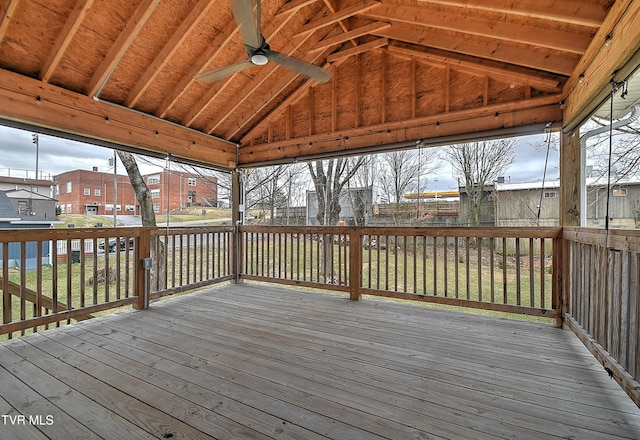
494, 180, 560, 227
306, 187, 373, 226
4, 189, 57, 220
472, 176, 640, 228
0, 191, 56, 268
0, 175, 54, 197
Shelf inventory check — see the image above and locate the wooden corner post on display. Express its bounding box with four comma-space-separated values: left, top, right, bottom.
231, 170, 243, 283
349, 228, 363, 301
557, 128, 581, 327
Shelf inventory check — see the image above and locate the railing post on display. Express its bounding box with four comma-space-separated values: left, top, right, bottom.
231, 170, 243, 283
135, 227, 151, 310
553, 235, 564, 328
349, 228, 362, 301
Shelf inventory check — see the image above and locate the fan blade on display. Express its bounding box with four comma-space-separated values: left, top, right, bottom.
267, 50, 332, 83
195, 60, 254, 82
230, 0, 261, 48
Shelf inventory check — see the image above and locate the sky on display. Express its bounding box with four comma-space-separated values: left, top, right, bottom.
0, 125, 558, 192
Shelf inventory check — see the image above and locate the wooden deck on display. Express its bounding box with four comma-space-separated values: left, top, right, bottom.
1, 284, 640, 440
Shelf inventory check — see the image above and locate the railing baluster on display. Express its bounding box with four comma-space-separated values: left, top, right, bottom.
529, 237, 535, 307
477, 236, 482, 302
516, 238, 521, 306
454, 236, 459, 298
490, 237, 495, 303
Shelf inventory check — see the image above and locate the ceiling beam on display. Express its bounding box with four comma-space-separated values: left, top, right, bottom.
239, 95, 563, 164
387, 41, 562, 91
372, 23, 578, 76
298, 0, 380, 34
125, 0, 212, 107
86, 0, 161, 97
0, 69, 236, 168
322, 0, 357, 47
418, 0, 607, 28
327, 38, 388, 62
40, 0, 95, 83
312, 21, 390, 51
0, 0, 19, 43
365, 3, 592, 54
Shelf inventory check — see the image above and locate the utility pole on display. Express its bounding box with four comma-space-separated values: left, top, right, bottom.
109, 153, 117, 227
113, 151, 117, 227
31, 134, 39, 179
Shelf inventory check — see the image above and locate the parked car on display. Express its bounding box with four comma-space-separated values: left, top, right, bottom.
99, 237, 135, 252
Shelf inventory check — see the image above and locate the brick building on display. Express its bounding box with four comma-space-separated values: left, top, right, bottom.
55, 168, 217, 215
55, 168, 138, 215
144, 169, 218, 214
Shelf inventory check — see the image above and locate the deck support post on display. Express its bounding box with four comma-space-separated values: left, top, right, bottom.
135, 227, 151, 310
349, 228, 362, 301
231, 170, 243, 283
558, 128, 581, 327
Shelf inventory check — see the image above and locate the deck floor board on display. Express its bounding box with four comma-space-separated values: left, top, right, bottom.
2, 283, 640, 439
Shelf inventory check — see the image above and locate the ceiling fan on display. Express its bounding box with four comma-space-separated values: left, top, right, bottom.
195, 0, 332, 83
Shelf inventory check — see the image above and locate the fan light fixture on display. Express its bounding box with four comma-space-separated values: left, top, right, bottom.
194, 0, 331, 83
251, 51, 269, 66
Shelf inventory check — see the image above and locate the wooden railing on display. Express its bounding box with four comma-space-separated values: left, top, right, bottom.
149, 226, 234, 299
563, 227, 640, 407
240, 226, 351, 292
240, 226, 562, 322
1, 225, 233, 339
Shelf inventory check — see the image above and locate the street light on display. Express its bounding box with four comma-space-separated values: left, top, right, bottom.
31, 134, 39, 179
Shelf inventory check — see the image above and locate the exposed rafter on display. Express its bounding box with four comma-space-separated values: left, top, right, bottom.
387, 41, 562, 91
365, 3, 593, 54
86, 0, 161, 97
40, 0, 95, 83
299, 0, 380, 34
0, 0, 19, 43
371, 23, 579, 75
327, 38, 388, 62
312, 21, 390, 51
419, 0, 608, 28
125, 0, 212, 107
155, 20, 238, 119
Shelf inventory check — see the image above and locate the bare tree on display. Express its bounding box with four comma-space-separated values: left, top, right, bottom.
117, 151, 166, 290
307, 157, 366, 283
244, 165, 287, 224
307, 157, 366, 226
585, 118, 640, 182
446, 140, 516, 226
377, 149, 441, 225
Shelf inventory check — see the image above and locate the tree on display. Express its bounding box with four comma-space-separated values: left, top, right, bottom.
377, 149, 441, 225
307, 157, 366, 282
117, 151, 166, 290
446, 140, 516, 226
307, 157, 366, 226
244, 165, 287, 224
585, 117, 640, 182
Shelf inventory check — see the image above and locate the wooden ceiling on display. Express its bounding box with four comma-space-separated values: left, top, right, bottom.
0, 0, 639, 169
